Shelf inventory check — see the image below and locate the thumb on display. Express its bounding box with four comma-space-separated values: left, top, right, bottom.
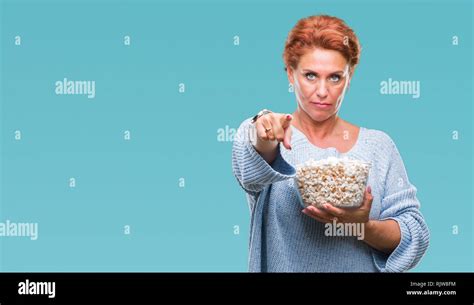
362, 186, 373, 209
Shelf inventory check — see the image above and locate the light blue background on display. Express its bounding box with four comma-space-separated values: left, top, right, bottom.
0, 0, 472, 271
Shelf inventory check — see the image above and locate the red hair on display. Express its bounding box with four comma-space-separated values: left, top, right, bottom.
283, 15, 361, 75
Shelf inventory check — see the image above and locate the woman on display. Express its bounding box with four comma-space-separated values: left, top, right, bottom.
232, 15, 429, 272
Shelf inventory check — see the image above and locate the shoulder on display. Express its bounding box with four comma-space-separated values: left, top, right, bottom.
362, 127, 397, 150
341, 120, 398, 154
359, 127, 402, 167
360, 128, 406, 187
340, 120, 391, 145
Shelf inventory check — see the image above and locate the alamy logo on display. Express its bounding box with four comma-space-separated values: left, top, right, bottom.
18, 279, 56, 299
0, 220, 38, 240
380, 78, 420, 99
324, 219, 365, 240
55, 78, 96, 99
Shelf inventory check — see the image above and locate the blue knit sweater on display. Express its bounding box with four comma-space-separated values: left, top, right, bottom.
232, 118, 430, 272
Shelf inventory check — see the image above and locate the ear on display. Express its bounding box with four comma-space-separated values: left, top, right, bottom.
286, 66, 294, 85
346, 67, 354, 90
345, 70, 352, 90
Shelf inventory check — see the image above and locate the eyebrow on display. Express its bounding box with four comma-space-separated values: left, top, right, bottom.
302, 69, 344, 74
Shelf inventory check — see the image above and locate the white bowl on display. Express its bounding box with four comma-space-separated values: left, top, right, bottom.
295, 157, 371, 208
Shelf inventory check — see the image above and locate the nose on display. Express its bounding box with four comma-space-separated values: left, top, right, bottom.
315, 79, 329, 98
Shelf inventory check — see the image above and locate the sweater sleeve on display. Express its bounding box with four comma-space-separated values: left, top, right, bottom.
372, 134, 430, 272
231, 118, 296, 199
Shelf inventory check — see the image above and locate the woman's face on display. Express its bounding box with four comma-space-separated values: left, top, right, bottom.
287, 48, 350, 122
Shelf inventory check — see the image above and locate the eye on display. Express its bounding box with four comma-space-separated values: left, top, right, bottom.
305, 73, 317, 81
329, 74, 341, 83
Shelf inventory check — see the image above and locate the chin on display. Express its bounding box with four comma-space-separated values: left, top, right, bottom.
311, 115, 331, 123
307, 109, 333, 122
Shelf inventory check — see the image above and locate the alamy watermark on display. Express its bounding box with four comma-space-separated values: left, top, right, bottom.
380, 78, 420, 99
0, 220, 38, 241
55, 78, 96, 99
217, 124, 257, 143
324, 219, 365, 240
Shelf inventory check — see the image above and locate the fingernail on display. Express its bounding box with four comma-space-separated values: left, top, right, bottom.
367, 186, 372, 193
286, 114, 292, 120
289, 145, 292, 150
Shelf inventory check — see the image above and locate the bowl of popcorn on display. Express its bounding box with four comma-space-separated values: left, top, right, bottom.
295, 157, 371, 208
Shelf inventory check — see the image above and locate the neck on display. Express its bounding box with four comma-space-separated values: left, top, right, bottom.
292, 108, 341, 140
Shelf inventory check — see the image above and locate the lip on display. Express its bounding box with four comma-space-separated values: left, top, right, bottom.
310, 102, 332, 109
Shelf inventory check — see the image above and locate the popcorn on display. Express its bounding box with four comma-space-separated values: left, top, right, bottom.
295, 157, 371, 208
